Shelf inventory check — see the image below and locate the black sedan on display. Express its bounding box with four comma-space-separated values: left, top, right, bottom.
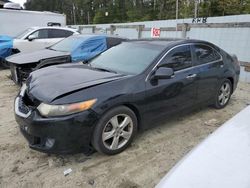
15, 39, 240, 155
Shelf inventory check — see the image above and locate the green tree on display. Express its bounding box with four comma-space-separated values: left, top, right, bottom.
24, 0, 250, 24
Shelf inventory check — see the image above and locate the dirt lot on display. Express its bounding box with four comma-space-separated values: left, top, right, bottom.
0, 69, 250, 188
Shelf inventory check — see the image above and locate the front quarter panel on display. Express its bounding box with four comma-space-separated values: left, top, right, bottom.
52, 75, 146, 117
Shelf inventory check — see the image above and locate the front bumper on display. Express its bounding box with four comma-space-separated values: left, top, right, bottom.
15, 97, 99, 154
10, 63, 32, 85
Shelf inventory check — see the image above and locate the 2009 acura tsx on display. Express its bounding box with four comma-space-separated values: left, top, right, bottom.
15, 39, 240, 155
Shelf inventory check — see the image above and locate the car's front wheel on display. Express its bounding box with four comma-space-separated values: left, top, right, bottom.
92, 106, 137, 155
214, 79, 232, 109
0, 59, 10, 69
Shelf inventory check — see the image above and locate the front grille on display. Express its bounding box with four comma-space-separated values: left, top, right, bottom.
18, 68, 31, 82
16, 89, 40, 117
18, 97, 30, 114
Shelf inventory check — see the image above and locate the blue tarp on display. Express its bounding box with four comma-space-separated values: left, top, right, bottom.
71, 35, 107, 62
0, 35, 13, 59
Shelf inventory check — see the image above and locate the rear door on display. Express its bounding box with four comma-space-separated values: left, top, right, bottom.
191, 44, 224, 104
144, 45, 199, 123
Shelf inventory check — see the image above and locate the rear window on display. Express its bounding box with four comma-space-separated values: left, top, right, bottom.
49, 36, 83, 52
48, 29, 74, 38
194, 44, 221, 65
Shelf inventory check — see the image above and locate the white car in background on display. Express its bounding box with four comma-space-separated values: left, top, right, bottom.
13, 27, 79, 53
156, 106, 250, 188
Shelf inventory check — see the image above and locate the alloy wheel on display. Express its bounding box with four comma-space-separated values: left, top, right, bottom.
218, 82, 231, 106
102, 114, 133, 150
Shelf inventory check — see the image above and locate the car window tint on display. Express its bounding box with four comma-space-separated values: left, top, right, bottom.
48, 29, 73, 38
161, 45, 192, 71
194, 44, 221, 65
30, 29, 49, 39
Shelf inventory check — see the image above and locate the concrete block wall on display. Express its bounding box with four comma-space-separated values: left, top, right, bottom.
71, 14, 250, 63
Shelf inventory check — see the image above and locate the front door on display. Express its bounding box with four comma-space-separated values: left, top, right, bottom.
143, 45, 199, 125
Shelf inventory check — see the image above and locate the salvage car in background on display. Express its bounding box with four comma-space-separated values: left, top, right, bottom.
13, 27, 78, 53
7, 34, 127, 84
0, 35, 13, 68
15, 39, 240, 155
156, 106, 250, 188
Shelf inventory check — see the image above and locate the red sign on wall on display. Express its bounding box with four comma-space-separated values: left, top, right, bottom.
151, 28, 161, 38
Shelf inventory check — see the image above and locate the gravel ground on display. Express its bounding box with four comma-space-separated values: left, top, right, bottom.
0, 68, 250, 188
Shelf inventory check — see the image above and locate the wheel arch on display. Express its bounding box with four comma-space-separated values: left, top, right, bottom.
95, 102, 142, 131
122, 103, 141, 130
226, 77, 234, 93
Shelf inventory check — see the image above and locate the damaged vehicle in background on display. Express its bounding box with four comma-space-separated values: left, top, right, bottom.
15, 39, 240, 155
12, 27, 79, 53
7, 34, 127, 84
0, 35, 13, 68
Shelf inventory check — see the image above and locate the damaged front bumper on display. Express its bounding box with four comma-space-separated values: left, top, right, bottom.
10, 63, 35, 85
14, 90, 99, 154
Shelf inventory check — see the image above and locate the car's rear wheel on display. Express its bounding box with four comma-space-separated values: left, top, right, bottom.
213, 79, 232, 109
92, 106, 137, 155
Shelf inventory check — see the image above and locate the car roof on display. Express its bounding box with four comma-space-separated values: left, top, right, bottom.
126, 38, 216, 49
69, 34, 128, 40
29, 26, 78, 33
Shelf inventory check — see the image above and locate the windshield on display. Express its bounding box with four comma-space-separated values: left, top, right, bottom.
15, 28, 34, 39
89, 42, 164, 75
49, 36, 83, 52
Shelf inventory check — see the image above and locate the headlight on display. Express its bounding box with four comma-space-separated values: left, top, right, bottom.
37, 99, 97, 117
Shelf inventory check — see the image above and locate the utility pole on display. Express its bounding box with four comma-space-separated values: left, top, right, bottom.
176, 0, 179, 32
176, 0, 179, 20
194, 0, 199, 18
72, 3, 76, 25
87, 11, 90, 25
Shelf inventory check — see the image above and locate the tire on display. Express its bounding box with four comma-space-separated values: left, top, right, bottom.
213, 79, 232, 109
91, 106, 137, 155
0, 59, 10, 69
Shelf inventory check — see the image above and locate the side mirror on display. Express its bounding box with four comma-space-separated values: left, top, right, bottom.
28, 35, 37, 41
153, 67, 174, 80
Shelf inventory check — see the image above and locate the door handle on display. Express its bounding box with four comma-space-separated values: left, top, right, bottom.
186, 74, 197, 79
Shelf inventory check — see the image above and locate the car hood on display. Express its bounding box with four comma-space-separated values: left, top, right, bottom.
6, 48, 70, 64
27, 64, 126, 103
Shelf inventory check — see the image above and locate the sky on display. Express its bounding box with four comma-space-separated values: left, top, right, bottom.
11, 0, 27, 7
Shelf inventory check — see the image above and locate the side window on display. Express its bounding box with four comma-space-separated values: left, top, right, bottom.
161, 45, 192, 71
194, 44, 221, 65
48, 29, 73, 38
29, 29, 49, 39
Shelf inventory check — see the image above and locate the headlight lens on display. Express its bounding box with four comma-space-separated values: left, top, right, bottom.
37, 99, 97, 117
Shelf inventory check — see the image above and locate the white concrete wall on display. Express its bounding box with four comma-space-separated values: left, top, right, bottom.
74, 14, 250, 28
72, 14, 250, 63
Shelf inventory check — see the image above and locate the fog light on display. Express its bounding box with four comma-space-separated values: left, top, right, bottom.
45, 138, 55, 148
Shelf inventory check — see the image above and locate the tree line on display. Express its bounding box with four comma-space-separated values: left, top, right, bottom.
24, 0, 250, 25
